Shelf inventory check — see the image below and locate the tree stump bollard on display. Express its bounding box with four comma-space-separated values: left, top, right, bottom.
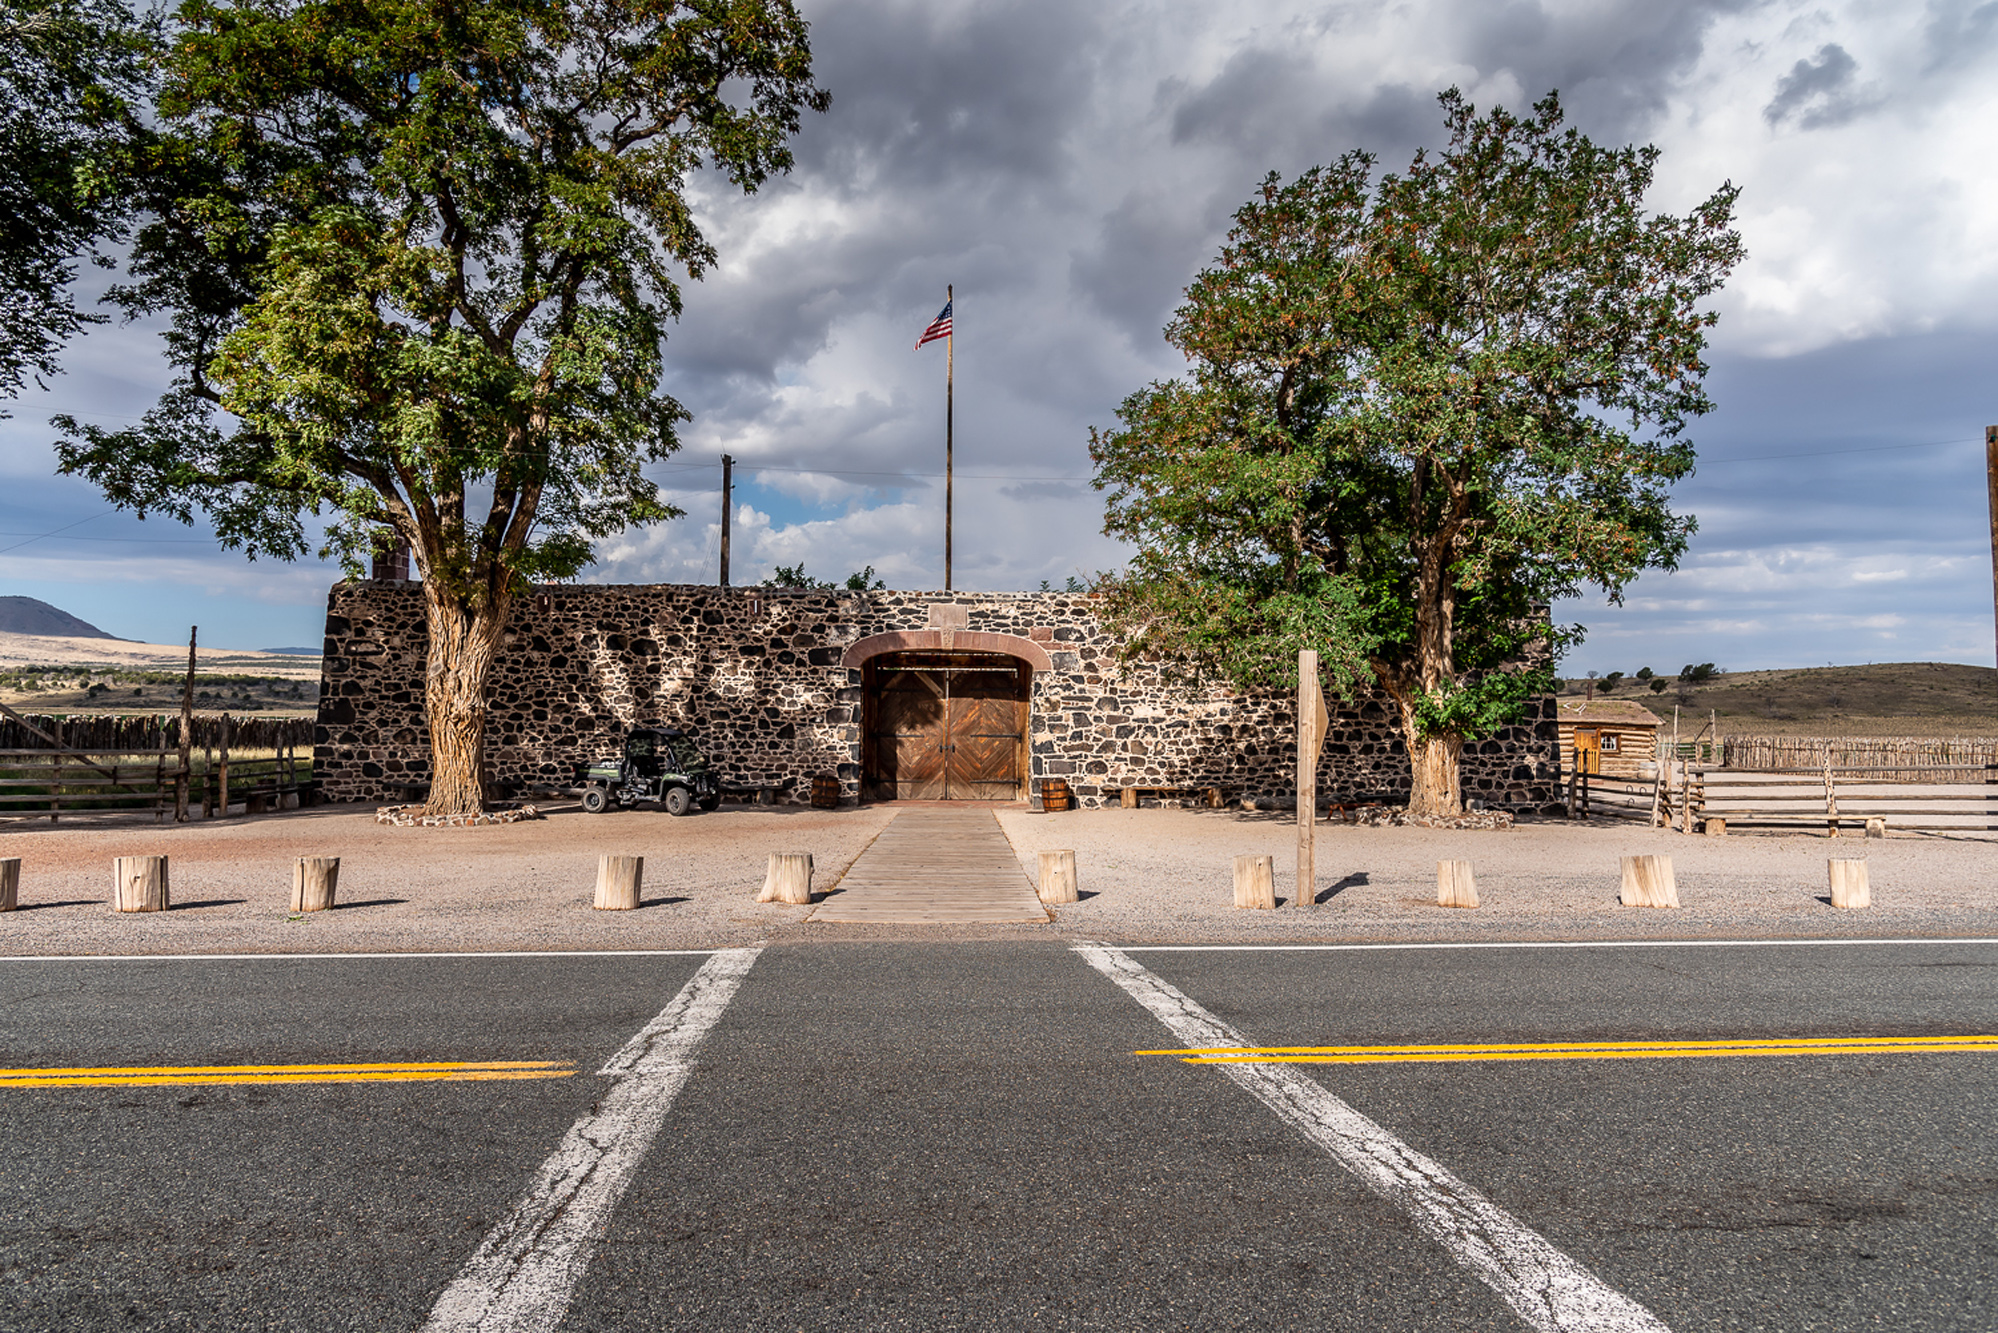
757, 852, 813, 905
1038, 850, 1079, 904
1438, 859, 1479, 909
1864, 817, 1887, 840
594, 855, 642, 910
0, 858, 17, 912
1232, 854, 1276, 910
1620, 855, 1679, 908
1703, 817, 1727, 837
1828, 859, 1871, 909
292, 857, 341, 912
113, 855, 170, 913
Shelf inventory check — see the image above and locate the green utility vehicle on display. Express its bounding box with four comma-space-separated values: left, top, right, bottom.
578, 726, 721, 815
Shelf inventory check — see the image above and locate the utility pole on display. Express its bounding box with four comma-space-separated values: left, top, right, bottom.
719, 453, 733, 587
1987, 426, 1997, 667
945, 282, 954, 592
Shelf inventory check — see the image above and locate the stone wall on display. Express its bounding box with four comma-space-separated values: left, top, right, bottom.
314, 582, 1560, 810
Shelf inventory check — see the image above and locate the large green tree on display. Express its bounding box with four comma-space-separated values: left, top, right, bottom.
0, 0, 150, 410
57, 0, 829, 815
1092, 91, 1742, 816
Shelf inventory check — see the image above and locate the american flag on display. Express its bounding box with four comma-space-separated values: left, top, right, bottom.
914, 300, 952, 349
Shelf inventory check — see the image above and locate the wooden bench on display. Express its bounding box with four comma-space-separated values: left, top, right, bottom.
1119, 786, 1227, 809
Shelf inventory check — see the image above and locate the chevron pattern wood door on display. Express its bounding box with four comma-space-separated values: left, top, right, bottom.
875, 668, 948, 799
944, 668, 1026, 800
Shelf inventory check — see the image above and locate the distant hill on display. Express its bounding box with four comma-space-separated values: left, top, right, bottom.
1559, 662, 1998, 737
0, 596, 116, 639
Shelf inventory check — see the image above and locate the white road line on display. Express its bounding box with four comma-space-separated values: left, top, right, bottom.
0, 949, 724, 963
1117, 937, 1998, 953
1077, 942, 1670, 1333
419, 946, 762, 1333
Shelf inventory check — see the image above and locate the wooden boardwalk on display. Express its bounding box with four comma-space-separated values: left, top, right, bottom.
810, 806, 1050, 925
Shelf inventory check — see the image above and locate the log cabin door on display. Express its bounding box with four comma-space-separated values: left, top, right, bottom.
866, 652, 1029, 800
1572, 727, 1602, 775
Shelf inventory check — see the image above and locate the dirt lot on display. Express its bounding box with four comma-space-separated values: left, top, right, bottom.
3, 801, 1995, 955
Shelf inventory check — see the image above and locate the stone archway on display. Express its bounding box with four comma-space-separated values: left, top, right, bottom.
844, 633, 1050, 802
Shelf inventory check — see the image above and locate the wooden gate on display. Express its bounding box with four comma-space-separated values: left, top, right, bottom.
1572, 727, 1602, 775
866, 653, 1028, 800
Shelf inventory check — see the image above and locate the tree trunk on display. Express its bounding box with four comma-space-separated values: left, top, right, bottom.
420, 584, 510, 818
1402, 719, 1464, 818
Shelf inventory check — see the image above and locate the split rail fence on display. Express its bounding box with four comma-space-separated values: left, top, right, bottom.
0, 713, 315, 823
1566, 733, 1998, 834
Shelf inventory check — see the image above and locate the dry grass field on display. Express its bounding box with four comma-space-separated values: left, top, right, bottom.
1560, 661, 1998, 738
0, 631, 321, 717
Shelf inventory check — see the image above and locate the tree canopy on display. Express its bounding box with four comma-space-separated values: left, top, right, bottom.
55, 0, 829, 814
0, 0, 150, 411
1092, 90, 1743, 815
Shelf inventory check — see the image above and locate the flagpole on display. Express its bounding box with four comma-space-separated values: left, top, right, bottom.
945, 282, 953, 592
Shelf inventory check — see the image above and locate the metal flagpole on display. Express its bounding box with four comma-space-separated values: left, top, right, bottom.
945, 283, 954, 592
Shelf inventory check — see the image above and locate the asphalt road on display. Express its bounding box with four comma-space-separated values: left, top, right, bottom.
1, 939, 1995, 1331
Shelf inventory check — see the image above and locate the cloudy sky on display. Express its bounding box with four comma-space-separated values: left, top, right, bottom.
3, 0, 1996, 674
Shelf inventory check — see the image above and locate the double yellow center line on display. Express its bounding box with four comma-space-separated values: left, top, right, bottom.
1139, 1035, 1998, 1065
0, 1061, 575, 1088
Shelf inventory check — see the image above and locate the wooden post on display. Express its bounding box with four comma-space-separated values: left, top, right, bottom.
593, 855, 642, 910
1619, 854, 1679, 908
292, 857, 341, 912
1865, 816, 1887, 839
112, 855, 169, 912
217, 713, 232, 818
1437, 859, 1479, 909
1296, 649, 1327, 909
1037, 849, 1079, 904
1828, 859, 1871, 909
1120, 786, 1137, 808
757, 852, 813, 904
201, 739, 213, 818
1988, 425, 1998, 667
1232, 854, 1276, 909
1824, 757, 1839, 838
719, 452, 733, 586
176, 626, 195, 822
0, 858, 18, 912
49, 717, 61, 824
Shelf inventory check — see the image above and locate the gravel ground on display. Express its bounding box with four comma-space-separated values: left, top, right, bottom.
2, 802, 1994, 954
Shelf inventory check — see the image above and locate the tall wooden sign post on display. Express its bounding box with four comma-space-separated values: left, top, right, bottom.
1296, 649, 1328, 908
1986, 425, 1997, 667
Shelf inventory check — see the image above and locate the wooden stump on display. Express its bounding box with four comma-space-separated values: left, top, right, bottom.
1864, 817, 1887, 840
1120, 787, 1138, 809
757, 852, 813, 905
292, 857, 341, 912
1619, 855, 1679, 908
1038, 850, 1079, 904
1703, 817, 1727, 837
1438, 859, 1479, 909
0, 857, 17, 912
112, 855, 169, 913
1232, 854, 1276, 910
593, 855, 641, 911
1828, 859, 1871, 909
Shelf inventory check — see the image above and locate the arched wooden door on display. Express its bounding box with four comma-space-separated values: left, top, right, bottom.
865, 651, 1029, 800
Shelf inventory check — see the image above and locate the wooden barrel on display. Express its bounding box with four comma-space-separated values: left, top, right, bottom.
810, 774, 841, 809
1039, 778, 1072, 812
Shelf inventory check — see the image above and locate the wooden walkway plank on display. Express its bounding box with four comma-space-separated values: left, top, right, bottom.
809, 807, 1049, 925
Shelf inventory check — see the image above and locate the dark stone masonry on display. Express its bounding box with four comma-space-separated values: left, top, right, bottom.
313, 581, 1560, 811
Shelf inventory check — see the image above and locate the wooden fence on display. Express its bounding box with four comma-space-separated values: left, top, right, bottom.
0, 712, 315, 822
1719, 734, 1998, 779
1567, 758, 1998, 834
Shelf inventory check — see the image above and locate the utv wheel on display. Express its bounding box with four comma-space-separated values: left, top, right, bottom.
581, 785, 609, 814
698, 792, 721, 812
664, 786, 694, 817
